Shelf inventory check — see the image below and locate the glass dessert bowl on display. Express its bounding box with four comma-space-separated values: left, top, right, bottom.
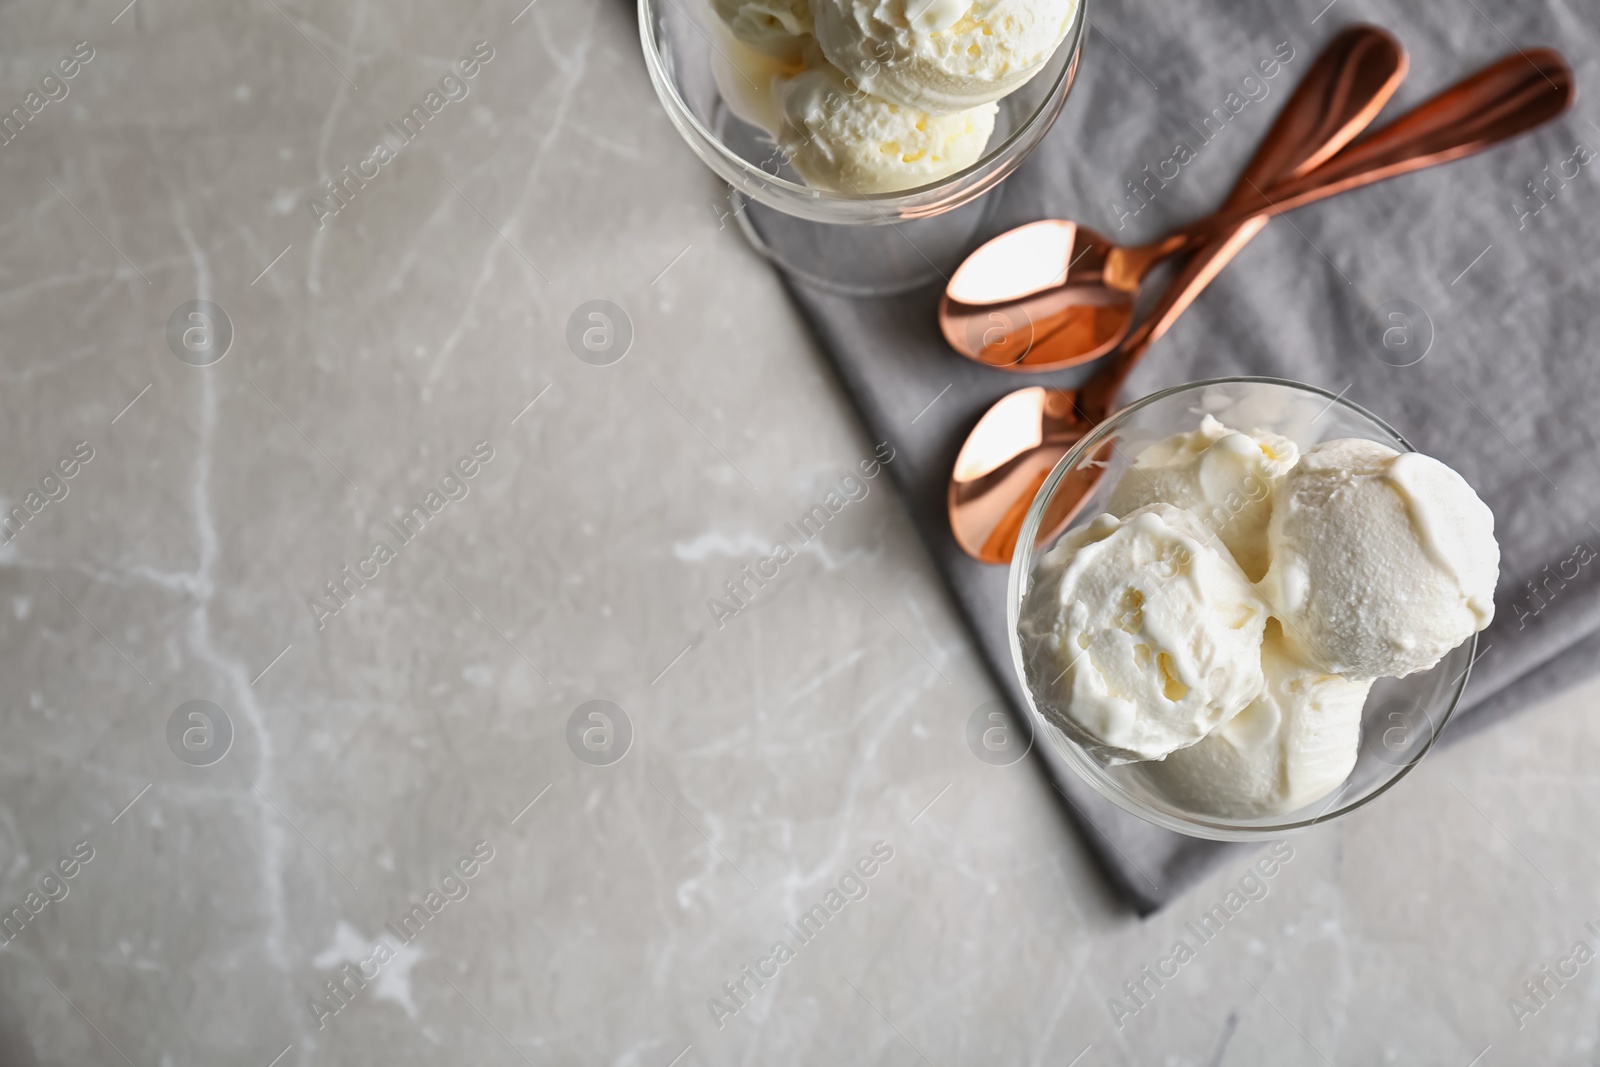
639, 0, 1088, 294
1008, 378, 1483, 841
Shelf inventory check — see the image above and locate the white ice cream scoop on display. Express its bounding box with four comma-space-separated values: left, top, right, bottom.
1136, 626, 1372, 818
709, 0, 813, 59
811, 0, 1079, 114
1019, 503, 1270, 763
1107, 415, 1299, 582
774, 55, 997, 192
1260, 438, 1499, 679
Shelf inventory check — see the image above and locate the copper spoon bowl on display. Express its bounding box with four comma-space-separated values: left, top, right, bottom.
940, 46, 1574, 373
949, 44, 1574, 563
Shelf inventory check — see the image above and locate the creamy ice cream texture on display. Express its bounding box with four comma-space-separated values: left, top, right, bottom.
1018, 504, 1270, 763
1020, 421, 1499, 818
812, 0, 1080, 113
1137, 627, 1372, 818
1108, 414, 1298, 582
706, 0, 1077, 192
710, 0, 813, 58
776, 55, 998, 193
1261, 438, 1499, 679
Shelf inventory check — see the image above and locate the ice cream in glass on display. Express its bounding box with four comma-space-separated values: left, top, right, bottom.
708, 0, 1080, 193
1018, 412, 1499, 819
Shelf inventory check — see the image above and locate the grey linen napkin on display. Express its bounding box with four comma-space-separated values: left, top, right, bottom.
781, 1, 1600, 913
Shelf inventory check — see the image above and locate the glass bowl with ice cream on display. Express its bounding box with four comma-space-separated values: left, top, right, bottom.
1008, 378, 1500, 840
639, 0, 1087, 294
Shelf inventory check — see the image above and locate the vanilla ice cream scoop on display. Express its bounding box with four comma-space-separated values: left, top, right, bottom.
1108, 415, 1299, 582
811, 0, 1078, 113
775, 56, 997, 193
1261, 438, 1499, 679
1019, 504, 1270, 763
710, 0, 813, 59
1137, 627, 1372, 818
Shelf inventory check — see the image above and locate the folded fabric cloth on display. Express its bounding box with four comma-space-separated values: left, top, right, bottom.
783, 0, 1600, 913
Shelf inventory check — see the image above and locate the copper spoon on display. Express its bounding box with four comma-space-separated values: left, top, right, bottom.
949, 45, 1574, 564
940, 46, 1574, 373
946, 25, 1409, 564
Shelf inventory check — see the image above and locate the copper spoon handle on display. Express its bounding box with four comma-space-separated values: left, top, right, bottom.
1089, 47, 1573, 413
1137, 48, 1574, 265
1032, 30, 1405, 550
1225, 28, 1410, 200
1081, 26, 1407, 417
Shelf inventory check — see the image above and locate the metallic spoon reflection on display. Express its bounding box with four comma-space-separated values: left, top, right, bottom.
939, 46, 1574, 374
949, 24, 1409, 561
950, 44, 1573, 563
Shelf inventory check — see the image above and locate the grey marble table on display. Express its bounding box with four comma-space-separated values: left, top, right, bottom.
1, 1, 1597, 1065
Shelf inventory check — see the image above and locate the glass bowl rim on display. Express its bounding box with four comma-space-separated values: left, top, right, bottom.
636, 0, 1090, 211
1005, 375, 1479, 840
